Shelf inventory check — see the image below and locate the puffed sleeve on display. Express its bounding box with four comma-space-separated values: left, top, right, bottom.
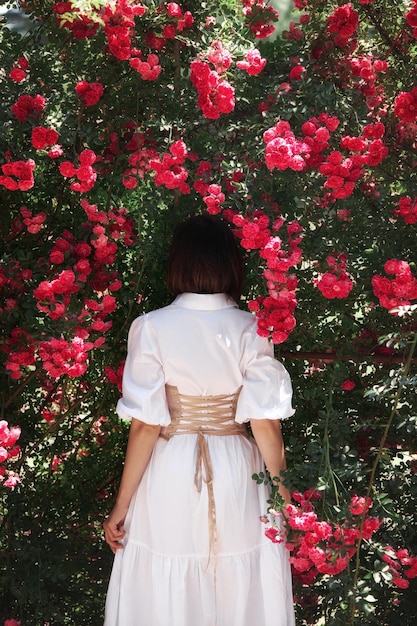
115, 315, 171, 425
235, 321, 295, 424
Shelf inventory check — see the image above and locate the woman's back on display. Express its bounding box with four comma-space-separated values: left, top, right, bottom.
117, 292, 293, 424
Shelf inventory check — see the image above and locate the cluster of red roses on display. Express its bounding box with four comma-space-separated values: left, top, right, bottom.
4, 176, 132, 344
53, 0, 194, 66
322, 122, 388, 201
263, 490, 382, 584
47, 227, 115, 290
240, 0, 279, 39
191, 160, 214, 196
8, 56, 29, 83
267, 5, 389, 113
53, 0, 192, 86
102, 123, 159, 189
75, 80, 104, 107
37, 336, 96, 379
31, 126, 59, 151
203, 184, 226, 215
263, 115, 389, 202
59, 149, 98, 193
394, 87, 417, 124
372, 259, 417, 313
9, 1, 395, 260
130, 53, 162, 81
105, 121, 141, 154
264, 120, 311, 172
190, 36, 268, 118
80, 295, 118, 334
393, 119, 417, 147
316, 254, 354, 299
207, 39, 232, 73
19, 207, 46, 235
122, 148, 159, 188
0, 420, 21, 489
33, 268, 83, 322
236, 48, 267, 75
149, 139, 191, 194
229, 210, 302, 344
105, 362, 125, 393
0, 159, 36, 191
190, 57, 235, 120
3, 193, 134, 382
2, 328, 36, 381
285, 20, 303, 43
382, 546, 417, 589
406, 0, 417, 38
346, 55, 388, 111
4, 617, 20, 626
102, 0, 146, 60
7, 301, 108, 380
145, 2, 194, 51
11, 93, 45, 123
292, 0, 308, 9
295, 3, 390, 112
395, 196, 417, 224
327, 2, 359, 48
31, 199, 131, 317
82, 200, 135, 247
53, 1, 100, 40
247, 285, 298, 346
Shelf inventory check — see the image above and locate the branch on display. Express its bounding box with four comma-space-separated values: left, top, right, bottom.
278, 351, 416, 365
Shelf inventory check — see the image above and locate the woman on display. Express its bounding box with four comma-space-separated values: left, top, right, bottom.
103, 214, 295, 626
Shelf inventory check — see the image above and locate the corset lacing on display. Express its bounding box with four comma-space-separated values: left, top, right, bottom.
161, 384, 248, 576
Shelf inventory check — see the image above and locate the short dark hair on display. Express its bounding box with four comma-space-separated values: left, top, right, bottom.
166, 214, 244, 303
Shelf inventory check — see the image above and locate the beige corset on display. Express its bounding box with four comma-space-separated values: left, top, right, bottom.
162, 384, 248, 568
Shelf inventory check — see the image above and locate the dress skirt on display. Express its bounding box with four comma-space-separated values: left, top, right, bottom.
104, 432, 295, 626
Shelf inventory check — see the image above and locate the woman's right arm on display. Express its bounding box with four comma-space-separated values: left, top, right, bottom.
103, 419, 161, 553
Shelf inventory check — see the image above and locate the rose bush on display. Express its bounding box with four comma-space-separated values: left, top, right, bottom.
1, 0, 417, 624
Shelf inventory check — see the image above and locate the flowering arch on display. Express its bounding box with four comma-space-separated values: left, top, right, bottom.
1, 0, 417, 623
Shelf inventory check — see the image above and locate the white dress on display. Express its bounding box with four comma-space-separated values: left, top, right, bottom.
104, 293, 296, 626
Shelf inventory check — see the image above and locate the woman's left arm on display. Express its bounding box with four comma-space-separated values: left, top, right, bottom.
250, 418, 292, 507
103, 419, 161, 553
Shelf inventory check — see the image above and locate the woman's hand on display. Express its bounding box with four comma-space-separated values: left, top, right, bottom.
103, 505, 129, 553
103, 420, 161, 554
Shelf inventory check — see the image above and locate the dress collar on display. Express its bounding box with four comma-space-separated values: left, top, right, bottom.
173, 293, 238, 311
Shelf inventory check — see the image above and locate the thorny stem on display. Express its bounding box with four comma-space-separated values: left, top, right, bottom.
362, 5, 408, 59
321, 368, 340, 509
3, 365, 42, 410
348, 331, 417, 625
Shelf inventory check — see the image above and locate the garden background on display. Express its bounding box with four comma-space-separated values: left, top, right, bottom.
1, 0, 417, 624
